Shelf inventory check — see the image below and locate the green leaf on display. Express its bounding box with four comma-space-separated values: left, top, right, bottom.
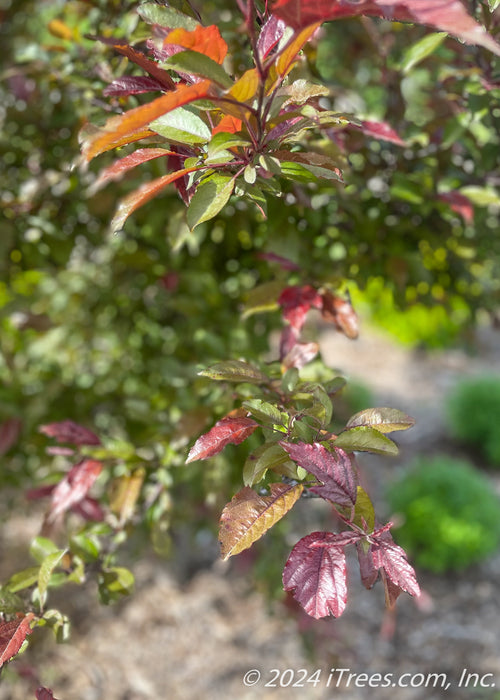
69, 532, 101, 563
244, 164, 257, 184
0, 587, 25, 614
242, 399, 286, 426
207, 132, 250, 157
5, 567, 40, 593
137, 3, 199, 30
163, 50, 232, 88
346, 407, 415, 433
98, 567, 135, 605
150, 106, 211, 146
187, 173, 235, 229
41, 609, 71, 643
332, 426, 399, 455
30, 536, 59, 564
38, 549, 67, 608
243, 443, 300, 486
308, 385, 333, 428
489, 0, 500, 10
198, 360, 268, 384
352, 486, 375, 532
459, 186, 500, 207
401, 33, 447, 73
282, 367, 300, 393
325, 376, 347, 396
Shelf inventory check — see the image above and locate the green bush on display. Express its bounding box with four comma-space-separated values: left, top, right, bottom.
387, 457, 500, 573
446, 376, 500, 467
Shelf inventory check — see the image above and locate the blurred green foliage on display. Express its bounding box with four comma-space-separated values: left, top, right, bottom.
446, 375, 500, 467
387, 456, 500, 572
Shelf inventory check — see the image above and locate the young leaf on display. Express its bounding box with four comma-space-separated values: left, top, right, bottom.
219, 482, 303, 559
370, 532, 421, 601
80, 80, 212, 161
198, 360, 268, 384
110, 166, 203, 234
39, 420, 100, 446
258, 15, 288, 60
346, 407, 416, 434
48, 459, 103, 522
0, 613, 35, 669
187, 173, 235, 230
282, 531, 348, 619
272, 0, 500, 57
352, 486, 375, 532
280, 441, 358, 506
186, 410, 258, 463
332, 426, 399, 455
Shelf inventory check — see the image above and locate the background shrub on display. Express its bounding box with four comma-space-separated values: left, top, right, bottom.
387, 456, 500, 573
446, 376, 500, 467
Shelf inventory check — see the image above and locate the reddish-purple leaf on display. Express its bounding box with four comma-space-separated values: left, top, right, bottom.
278, 284, 323, 331
72, 496, 106, 522
357, 119, 406, 146
272, 0, 500, 57
280, 441, 358, 505
258, 14, 288, 61
26, 484, 56, 501
0, 418, 22, 456
282, 341, 319, 370
356, 541, 379, 589
283, 531, 348, 619
104, 41, 176, 91
257, 252, 300, 271
39, 420, 101, 446
320, 290, 359, 339
36, 688, 60, 700
437, 191, 474, 224
90, 148, 175, 193
0, 614, 35, 669
186, 410, 258, 463
103, 76, 166, 97
45, 447, 75, 457
370, 529, 420, 600
279, 325, 300, 360
48, 459, 103, 522
264, 115, 304, 146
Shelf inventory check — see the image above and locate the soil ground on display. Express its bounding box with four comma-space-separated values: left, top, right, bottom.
1, 323, 500, 700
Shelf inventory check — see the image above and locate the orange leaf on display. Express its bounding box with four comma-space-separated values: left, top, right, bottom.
110, 166, 204, 232
81, 80, 212, 162
90, 148, 176, 193
267, 23, 320, 91
219, 482, 304, 559
165, 25, 228, 64
212, 115, 243, 136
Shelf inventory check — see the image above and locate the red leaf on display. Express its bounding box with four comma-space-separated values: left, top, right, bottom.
370, 528, 420, 600
48, 459, 103, 522
258, 14, 288, 61
272, 0, 500, 57
278, 284, 323, 331
0, 418, 22, 456
36, 689, 60, 700
257, 252, 300, 271
320, 290, 359, 339
280, 441, 358, 506
356, 541, 379, 589
437, 191, 474, 224
279, 324, 300, 360
358, 119, 406, 146
164, 25, 228, 64
90, 148, 175, 193
103, 76, 166, 97
39, 420, 100, 446
283, 532, 348, 618
0, 613, 35, 669
71, 496, 106, 522
186, 410, 258, 463
108, 43, 175, 91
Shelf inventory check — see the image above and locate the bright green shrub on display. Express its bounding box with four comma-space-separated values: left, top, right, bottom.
387, 457, 500, 573
446, 376, 500, 467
